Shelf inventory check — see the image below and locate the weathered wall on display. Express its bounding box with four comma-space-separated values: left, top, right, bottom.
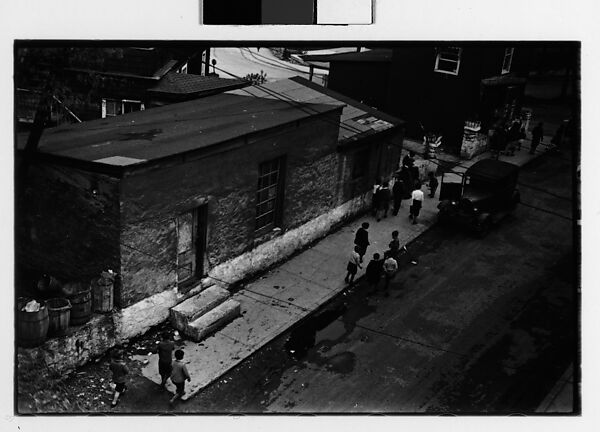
116, 190, 372, 341
17, 314, 116, 383
16, 162, 120, 282
118, 110, 342, 307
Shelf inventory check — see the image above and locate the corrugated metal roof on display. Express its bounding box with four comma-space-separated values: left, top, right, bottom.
16, 93, 343, 165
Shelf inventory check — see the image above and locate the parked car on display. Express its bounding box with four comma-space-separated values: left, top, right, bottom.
437, 159, 520, 237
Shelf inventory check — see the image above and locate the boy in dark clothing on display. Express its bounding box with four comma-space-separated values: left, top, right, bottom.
109, 350, 129, 407
157, 332, 175, 388
365, 253, 383, 292
402, 151, 415, 169
427, 172, 439, 198
169, 349, 191, 404
354, 222, 370, 263
376, 182, 391, 221
530, 122, 544, 154
388, 230, 400, 260
392, 176, 404, 216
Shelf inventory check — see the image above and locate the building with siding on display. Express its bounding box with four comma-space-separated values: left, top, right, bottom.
303, 45, 531, 151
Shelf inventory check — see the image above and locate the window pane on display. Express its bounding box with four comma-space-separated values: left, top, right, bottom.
437, 59, 459, 73
106, 101, 117, 116
269, 171, 279, 185
177, 263, 192, 281
256, 157, 284, 231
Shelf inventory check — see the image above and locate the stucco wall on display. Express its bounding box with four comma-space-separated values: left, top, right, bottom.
118, 111, 342, 307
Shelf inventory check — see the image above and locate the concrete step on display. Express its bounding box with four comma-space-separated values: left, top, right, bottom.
169, 285, 230, 332
185, 299, 241, 342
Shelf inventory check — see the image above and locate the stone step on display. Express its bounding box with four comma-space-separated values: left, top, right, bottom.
185, 299, 241, 342
169, 285, 230, 332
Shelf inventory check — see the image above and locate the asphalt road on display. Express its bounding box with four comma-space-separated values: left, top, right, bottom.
168, 149, 576, 414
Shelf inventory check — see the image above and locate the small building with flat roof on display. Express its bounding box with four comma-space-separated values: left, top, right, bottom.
16, 77, 403, 350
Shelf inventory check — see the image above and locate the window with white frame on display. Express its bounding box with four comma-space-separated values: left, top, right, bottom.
101, 98, 145, 118
502, 48, 514, 74
434, 47, 462, 75
178, 62, 188, 74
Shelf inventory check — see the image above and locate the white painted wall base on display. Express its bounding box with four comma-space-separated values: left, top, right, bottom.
115, 192, 370, 340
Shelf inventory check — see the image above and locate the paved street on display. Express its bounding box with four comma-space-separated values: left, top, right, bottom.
98, 147, 574, 414
189, 150, 574, 413
212, 47, 327, 84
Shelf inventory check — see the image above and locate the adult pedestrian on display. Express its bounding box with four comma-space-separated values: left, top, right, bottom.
157, 331, 175, 388
491, 124, 508, 159
427, 172, 439, 199
392, 174, 404, 216
344, 245, 362, 284
365, 253, 383, 292
530, 122, 544, 155
354, 222, 370, 263
402, 151, 415, 169
109, 349, 129, 407
409, 182, 424, 225
517, 126, 526, 151
372, 177, 383, 216
169, 349, 191, 404
376, 181, 391, 221
382, 254, 398, 296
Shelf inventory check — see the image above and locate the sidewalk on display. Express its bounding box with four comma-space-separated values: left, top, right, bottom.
140, 142, 552, 401
535, 364, 575, 413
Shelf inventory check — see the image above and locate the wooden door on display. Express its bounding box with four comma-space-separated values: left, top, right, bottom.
176, 205, 207, 288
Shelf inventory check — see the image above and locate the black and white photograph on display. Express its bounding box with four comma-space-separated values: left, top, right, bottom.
2, 0, 598, 428
12, 40, 580, 415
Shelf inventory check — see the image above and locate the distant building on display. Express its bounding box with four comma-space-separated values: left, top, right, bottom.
15, 46, 235, 128
16, 77, 403, 345
303, 45, 531, 151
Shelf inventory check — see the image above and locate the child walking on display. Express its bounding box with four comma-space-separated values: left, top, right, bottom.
109, 349, 129, 407
169, 349, 191, 404
344, 245, 363, 284
157, 331, 175, 388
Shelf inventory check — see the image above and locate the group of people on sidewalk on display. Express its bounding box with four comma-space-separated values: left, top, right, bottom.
490, 118, 546, 158
108, 332, 191, 408
345, 222, 413, 297
371, 151, 438, 225
345, 151, 440, 292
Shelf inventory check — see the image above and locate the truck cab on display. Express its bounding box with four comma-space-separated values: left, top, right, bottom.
437, 159, 520, 237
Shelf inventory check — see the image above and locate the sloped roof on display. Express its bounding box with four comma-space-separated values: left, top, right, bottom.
16, 93, 343, 168
301, 49, 393, 63
149, 72, 249, 95
227, 76, 402, 145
